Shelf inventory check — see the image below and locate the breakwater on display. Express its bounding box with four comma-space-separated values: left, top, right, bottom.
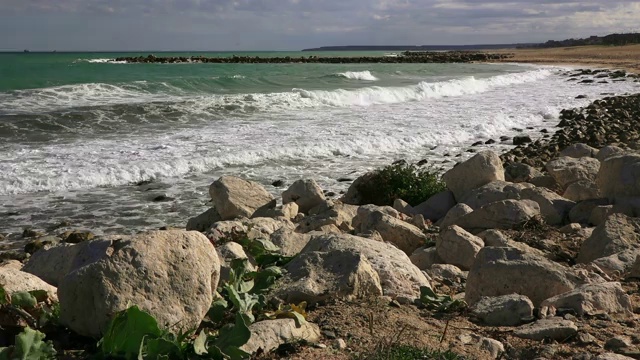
113, 52, 512, 64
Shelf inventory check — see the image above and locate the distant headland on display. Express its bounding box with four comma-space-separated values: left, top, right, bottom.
301, 44, 535, 51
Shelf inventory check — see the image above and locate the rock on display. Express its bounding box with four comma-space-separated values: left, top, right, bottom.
334, 338, 347, 350
409, 247, 441, 270
466, 247, 581, 306
513, 318, 577, 341
282, 179, 326, 214
592, 249, 640, 278
477, 229, 510, 246
569, 198, 609, 224
470, 294, 534, 326
455, 200, 541, 232
442, 150, 505, 201
504, 162, 543, 183
353, 206, 429, 255
0, 262, 58, 302
58, 230, 220, 338
269, 229, 312, 257
605, 336, 633, 351
563, 180, 601, 202
186, 207, 222, 232
529, 175, 560, 191
279, 202, 300, 219
560, 143, 599, 158
413, 191, 456, 221
23, 240, 116, 286
577, 213, 640, 263
596, 146, 626, 162
22, 228, 44, 238
393, 199, 414, 215
436, 226, 484, 270
427, 264, 467, 282
629, 255, 640, 278
240, 319, 320, 354
459, 181, 522, 210
457, 334, 504, 359
24, 235, 60, 254
513, 135, 532, 145
296, 201, 358, 233
546, 156, 600, 191
275, 249, 383, 304
209, 176, 276, 220
296, 233, 431, 302
61, 230, 95, 244
341, 172, 376, 205
596, 354, 637, 360
520, 187, 575, 225
217, 242, 256, 283
439, 203, 473, 229
598, 154, 640, 200
559, 223, 582, 234
589, 205, 615, 226
540, 282, 633, 317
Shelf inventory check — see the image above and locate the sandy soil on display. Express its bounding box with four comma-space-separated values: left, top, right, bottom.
490, 44, 640, 73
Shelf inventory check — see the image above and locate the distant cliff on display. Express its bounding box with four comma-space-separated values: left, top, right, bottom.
520, 33, 640, 48
301, 44, 535, 51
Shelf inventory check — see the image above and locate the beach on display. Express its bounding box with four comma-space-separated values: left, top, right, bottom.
493, 44, 640, 73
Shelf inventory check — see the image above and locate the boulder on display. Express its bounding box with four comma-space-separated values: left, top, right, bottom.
459, 181, 521, 210
630, 254, 640, 278
589, 205, 614, 226
513, 318, 578, 341
58, 230, 220, 338
186, 207, 222, 232
598, 154, 640, 201
353, 206, 428, 255
529, 175, 560, 192
282, 179, 326, 214
442, 151, 505, 201
596, 146, 626, 162
546, 156, 600, 191
413, 191, 456, 221
209, 176, 276, 220
470, 294, 534, 326
504, 162, 543, 183
275, 250, 383, 305
269, 229, 312, 257
436, 226, 484, 270
593, 249, 640, 278
439, 203, 473, 229
466, 247, 581, 306
217, 242, 256, 283
577, 213, 640, 264
520, 187, 575, 225
240, 319, 320, 355
559, 223, 582, 234
427, 264, 467, 282
560, 143, 599, 158
596, 354, 637, 360
563, 180, 601, 202
540, 282, 633, 317
569, 198, 609, 224
0, 262, 58, 302
23, 240, 115, 286
513, 135, 531, 145
296, 234, 431, 302
296, 201, 358, 234
455, 200, 541, 232
477, 229, 511, 247
393, 199, 414, 215
409, 247, 441, 270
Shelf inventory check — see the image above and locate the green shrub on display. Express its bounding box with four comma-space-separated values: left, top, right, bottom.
356, 163, 446, 206
362, 344, 466, 360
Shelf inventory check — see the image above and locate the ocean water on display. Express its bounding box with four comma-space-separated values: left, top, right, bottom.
0, 51, 638, 246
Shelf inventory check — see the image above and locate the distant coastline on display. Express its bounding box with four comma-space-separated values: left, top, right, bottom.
302, 44, 535, 51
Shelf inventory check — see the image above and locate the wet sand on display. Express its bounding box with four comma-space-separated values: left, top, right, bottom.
490, 44, 640, 73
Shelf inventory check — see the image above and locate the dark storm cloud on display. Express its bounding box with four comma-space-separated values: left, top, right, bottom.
1, 0, 639, 50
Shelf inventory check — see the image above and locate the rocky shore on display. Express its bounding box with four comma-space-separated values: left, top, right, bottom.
1, 69, 640, 359
112, 52, 512, 64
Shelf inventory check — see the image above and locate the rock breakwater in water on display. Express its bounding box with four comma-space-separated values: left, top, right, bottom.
113, 52, 512, 64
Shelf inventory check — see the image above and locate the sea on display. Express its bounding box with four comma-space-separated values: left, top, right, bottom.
1, 51, 638, 248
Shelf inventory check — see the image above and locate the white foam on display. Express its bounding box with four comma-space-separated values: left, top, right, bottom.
336, 71, 379, 81
75, 58, 127, 64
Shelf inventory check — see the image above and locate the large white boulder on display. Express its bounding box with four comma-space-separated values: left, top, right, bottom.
455, 200, 540, 232
0, 261, 58, 302
442, 151, 505, 201
513, 318, 577, 341
282, 179, 326, 214
559, 143, 598, 158
465, 247, 582, 306
470, 294, 534, 326
546, 156, 600, 191
439, 203, 473, 229
459, 181, 522, 210
58, 230, 220, 338
577, 213, 640, 264
520, 187, 575, 225
436, 226, 484, 270
240, 319, 320, 355
209, 176, 276, 220
294, 233, 431, 302
540, 282, 633, 317
413, 191, 456, 221
353, 206, 428, 255
597, 154, 640, 200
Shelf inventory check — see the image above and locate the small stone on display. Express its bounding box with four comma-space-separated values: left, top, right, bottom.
61, 230, 95, 244
321, 330, 337, 339
577, 332, 597, 345
605, 336, 632, 351
334, 339, 347, 350
272, 180, 285, 187
22, 228, 43, 238
513, 318, 578, 341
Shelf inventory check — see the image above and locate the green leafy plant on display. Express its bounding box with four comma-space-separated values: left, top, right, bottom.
263, 302, 307, 327
360, 344, 467, 360
356, 163, 446, 206
0, 286, 59, 329
0, 327, 57, 360
418, 287, 467, 313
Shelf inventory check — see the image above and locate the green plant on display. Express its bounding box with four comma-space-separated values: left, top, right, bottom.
418, 287, 467, 313
0, 327, 57, 360
355, 163, 446, 206
0, 286, 59, 329
360, 344, 467, 360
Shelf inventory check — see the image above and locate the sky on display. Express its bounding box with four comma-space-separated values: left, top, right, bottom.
0, 0, 639, 51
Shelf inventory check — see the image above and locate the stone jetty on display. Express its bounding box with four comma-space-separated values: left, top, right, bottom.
113, 51, 512, 64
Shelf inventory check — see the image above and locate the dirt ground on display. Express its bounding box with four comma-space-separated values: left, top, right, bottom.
489, 44, 640, 74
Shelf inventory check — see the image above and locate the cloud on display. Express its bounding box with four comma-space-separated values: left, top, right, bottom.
1, 0, 639, 50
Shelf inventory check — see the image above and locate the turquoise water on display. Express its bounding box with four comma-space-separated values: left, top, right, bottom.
1, 52, 638, 244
